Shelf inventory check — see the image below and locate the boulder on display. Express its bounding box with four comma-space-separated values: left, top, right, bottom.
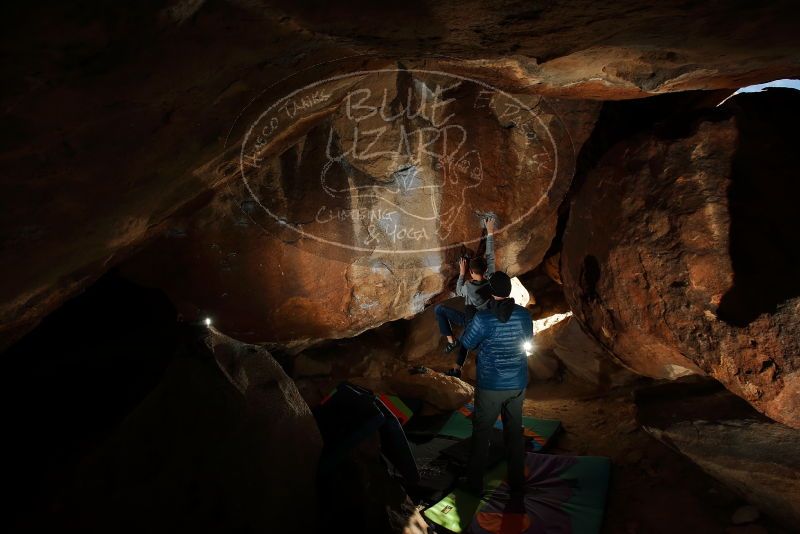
291, 319, 407, 381
402, 297, 463, 362
120, 77, 597, 350
561, 90, 800, 427
528, 313, 636, 386
293, 353, 333, 378
527, 314, 567, 381
526, 348, 560, 382
63, 326, 322, 532
550, 317, 638, 387
542, 253, 563, 285
637, 380, 800, 528
389, 368, 474, 412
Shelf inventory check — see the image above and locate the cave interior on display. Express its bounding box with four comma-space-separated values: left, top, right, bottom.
2, 2, 800, 533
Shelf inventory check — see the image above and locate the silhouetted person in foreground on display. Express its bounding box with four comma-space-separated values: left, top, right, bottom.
459, 271, 532, 496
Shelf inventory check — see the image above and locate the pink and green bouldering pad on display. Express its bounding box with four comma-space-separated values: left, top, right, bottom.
424, 453, 611, 533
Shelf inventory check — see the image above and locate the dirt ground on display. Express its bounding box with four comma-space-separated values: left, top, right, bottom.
519, 379, 789, 534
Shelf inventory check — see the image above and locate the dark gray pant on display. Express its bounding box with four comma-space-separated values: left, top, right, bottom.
467, 388, 525, 492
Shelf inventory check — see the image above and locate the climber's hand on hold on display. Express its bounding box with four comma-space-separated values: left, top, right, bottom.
459, 257, 468, 276
485, 217, 495, 234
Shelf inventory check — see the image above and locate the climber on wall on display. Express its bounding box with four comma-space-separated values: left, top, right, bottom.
434, 216, 496, 378
459, 271, 532, 497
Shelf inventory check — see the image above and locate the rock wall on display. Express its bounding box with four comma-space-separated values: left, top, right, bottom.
120, 74, 598, 348
2, 271, 321, 531
268, 1, 800, 98
65, 326, 322, 532
530, 316, 638, 387
561, 90, 800, 428
637, 380, 800, 528
3, 0, 799, 350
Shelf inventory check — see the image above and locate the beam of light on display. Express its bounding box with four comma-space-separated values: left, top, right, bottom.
531, 311, 572, 335
509, 276, 530, 307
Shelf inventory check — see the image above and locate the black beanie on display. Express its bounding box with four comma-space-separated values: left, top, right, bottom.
487, 271, 512, 298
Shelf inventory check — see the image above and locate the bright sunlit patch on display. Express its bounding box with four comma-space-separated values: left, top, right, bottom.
509, 276, 530, 307
717, 78, 800, 106
204, 317, 212, 327
532, 311, 572, 335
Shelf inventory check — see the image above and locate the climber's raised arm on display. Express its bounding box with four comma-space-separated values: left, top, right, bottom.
485, 217, 496, 275
456, 257, 468, 297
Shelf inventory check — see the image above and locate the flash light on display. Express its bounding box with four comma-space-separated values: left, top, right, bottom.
204, 317, 212, 327
523, 341, 533, 355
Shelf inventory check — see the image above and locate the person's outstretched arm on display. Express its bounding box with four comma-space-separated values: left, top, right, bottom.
456, 257, 467, 297
485, 217, 496, 275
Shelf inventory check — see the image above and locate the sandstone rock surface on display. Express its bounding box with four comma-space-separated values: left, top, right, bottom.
276, 1, 800, 98
57, 325, 322, 532
637, 381, 800, 528
389, 369, 474, 412
4, 1, 799, 349
531, 315, 638, 387
561, 91, 800, 427
120, 75, 596, 348
402, 297, 463, 363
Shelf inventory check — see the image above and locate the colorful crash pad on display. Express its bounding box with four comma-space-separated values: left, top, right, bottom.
424, 453, 611, 534
423, 460, 507, 533
439, 403, 561, 451
378, 393, 414, 425
320, 386, 417, 422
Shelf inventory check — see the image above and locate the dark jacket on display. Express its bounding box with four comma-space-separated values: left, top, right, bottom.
461, 298, 532, 391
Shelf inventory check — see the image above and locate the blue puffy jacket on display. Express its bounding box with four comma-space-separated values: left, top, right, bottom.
461, 299, 532, 390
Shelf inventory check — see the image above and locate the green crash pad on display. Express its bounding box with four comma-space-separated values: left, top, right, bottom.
423, 460, 508, 533
439, 403, 561, 452
424, 453, 611, 534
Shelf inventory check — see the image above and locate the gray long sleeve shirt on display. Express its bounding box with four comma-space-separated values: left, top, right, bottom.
456, 234, 495, 310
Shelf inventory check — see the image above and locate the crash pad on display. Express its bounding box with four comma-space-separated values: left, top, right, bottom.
424, 453, 611, 534
439, 403, 561, 451
423, 460, 508, 533
378, 393, 414, 425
